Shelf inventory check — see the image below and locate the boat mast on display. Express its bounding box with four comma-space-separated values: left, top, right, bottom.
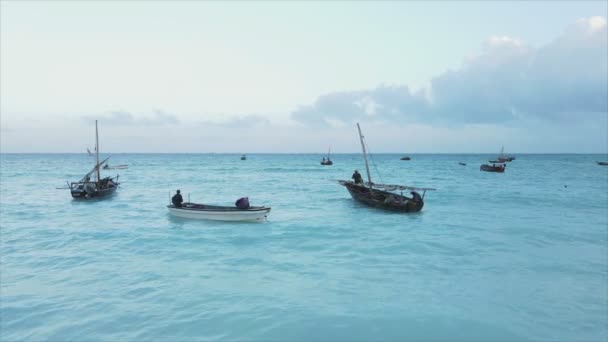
95, 120, 100, 184
356, 123, 373, 189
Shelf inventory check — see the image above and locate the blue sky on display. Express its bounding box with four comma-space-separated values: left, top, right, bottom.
1, 1, 607, 153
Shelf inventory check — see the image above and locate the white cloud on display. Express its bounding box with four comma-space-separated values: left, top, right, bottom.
82, 110, 180, 126
292, 17, 608, 126
578, 16, 607, 33
485, 35, 523, 48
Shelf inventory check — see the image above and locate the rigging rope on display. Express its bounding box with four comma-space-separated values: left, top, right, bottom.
362, 136, 384, 185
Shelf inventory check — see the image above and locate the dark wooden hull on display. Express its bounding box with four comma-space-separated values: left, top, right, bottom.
480, 164, 505, 173
400, 157, 411, 160
342, 182, 423, 212
321, 160, 333, 165
71, 183, 118, 200
597, 161, 608, 166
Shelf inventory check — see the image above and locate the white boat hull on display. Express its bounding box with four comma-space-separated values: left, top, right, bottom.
168, 205, 270, 221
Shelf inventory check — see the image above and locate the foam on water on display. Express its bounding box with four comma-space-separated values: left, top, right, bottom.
1, 154, 607, 341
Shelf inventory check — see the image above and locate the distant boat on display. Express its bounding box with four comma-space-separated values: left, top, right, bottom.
597, 161, 608, 166
103, 164, 128, 170
480, 163, 505, 173
68, 120, 120, 199
400, 156, 411, 161
241, 154, 247, 160
337, 123, 435, 212
458, 162, 467, 166
168, 202, 270, 221
321, 147, 333, 165
496, 146, 515, 162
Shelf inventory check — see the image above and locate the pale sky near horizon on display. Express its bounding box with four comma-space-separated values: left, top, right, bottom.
1, 1, 607, 153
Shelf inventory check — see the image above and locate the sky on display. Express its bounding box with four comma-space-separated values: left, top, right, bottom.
1, 1, 607, 153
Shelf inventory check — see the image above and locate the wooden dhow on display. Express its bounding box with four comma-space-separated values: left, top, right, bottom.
69, 120, 119, 199
337, 123, 435, 212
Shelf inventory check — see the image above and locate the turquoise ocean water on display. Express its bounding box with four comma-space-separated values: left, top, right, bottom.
1, 153, 607, 341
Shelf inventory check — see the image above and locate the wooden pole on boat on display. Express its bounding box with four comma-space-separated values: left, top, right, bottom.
95, 120, 100, 184
356, 123, 373, 190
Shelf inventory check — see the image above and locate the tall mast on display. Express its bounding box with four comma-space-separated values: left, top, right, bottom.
95, 120, 100, 183
356, 123, 373, 189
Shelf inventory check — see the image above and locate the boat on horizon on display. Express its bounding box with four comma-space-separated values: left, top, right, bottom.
597, 161, 608, 166
337, 123, 435, 213
103, 164, 128, 170
496, 146, 515, 162
321, 147, 333, 165
480, 163, 505, 173
68, 120, 120, 199
241, 154, 247, 160
400, 156, 411, 160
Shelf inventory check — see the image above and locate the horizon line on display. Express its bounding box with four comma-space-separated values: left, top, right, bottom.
1, 152, 607, 155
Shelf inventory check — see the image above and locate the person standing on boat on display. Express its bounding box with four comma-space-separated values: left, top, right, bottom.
172, 190, 184, 207
352, 170, 363, 184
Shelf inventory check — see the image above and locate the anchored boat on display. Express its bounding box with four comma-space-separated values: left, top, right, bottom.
480, 163, 505, 173
68, 120, 120, 200
168, 203, 271, 221
337, 123, 435, 213
496, 146, 515, 162
321, 147, 333, 165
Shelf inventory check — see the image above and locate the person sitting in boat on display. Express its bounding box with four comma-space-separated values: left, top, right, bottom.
410, 191, 422, 203
235, 197, 250, 209
172, 190, 184, 208
352, 170, 363, 184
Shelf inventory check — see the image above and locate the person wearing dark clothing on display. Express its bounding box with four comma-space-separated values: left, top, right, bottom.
172, 190, 184, 207
352, 170, 363, 184
235, 197, 250, 209
410, 191, 423, 203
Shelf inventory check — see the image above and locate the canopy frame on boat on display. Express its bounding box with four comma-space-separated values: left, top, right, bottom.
336, 180, 436, 199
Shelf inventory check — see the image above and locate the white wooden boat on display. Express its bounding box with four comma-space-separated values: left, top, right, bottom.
167, 203, 271, 221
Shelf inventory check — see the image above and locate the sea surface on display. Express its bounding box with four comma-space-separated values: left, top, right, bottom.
1, 153, 607, 341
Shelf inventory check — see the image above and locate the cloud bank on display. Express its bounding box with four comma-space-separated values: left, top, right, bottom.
292, 16, 608, 126
82, 110, 180, 126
